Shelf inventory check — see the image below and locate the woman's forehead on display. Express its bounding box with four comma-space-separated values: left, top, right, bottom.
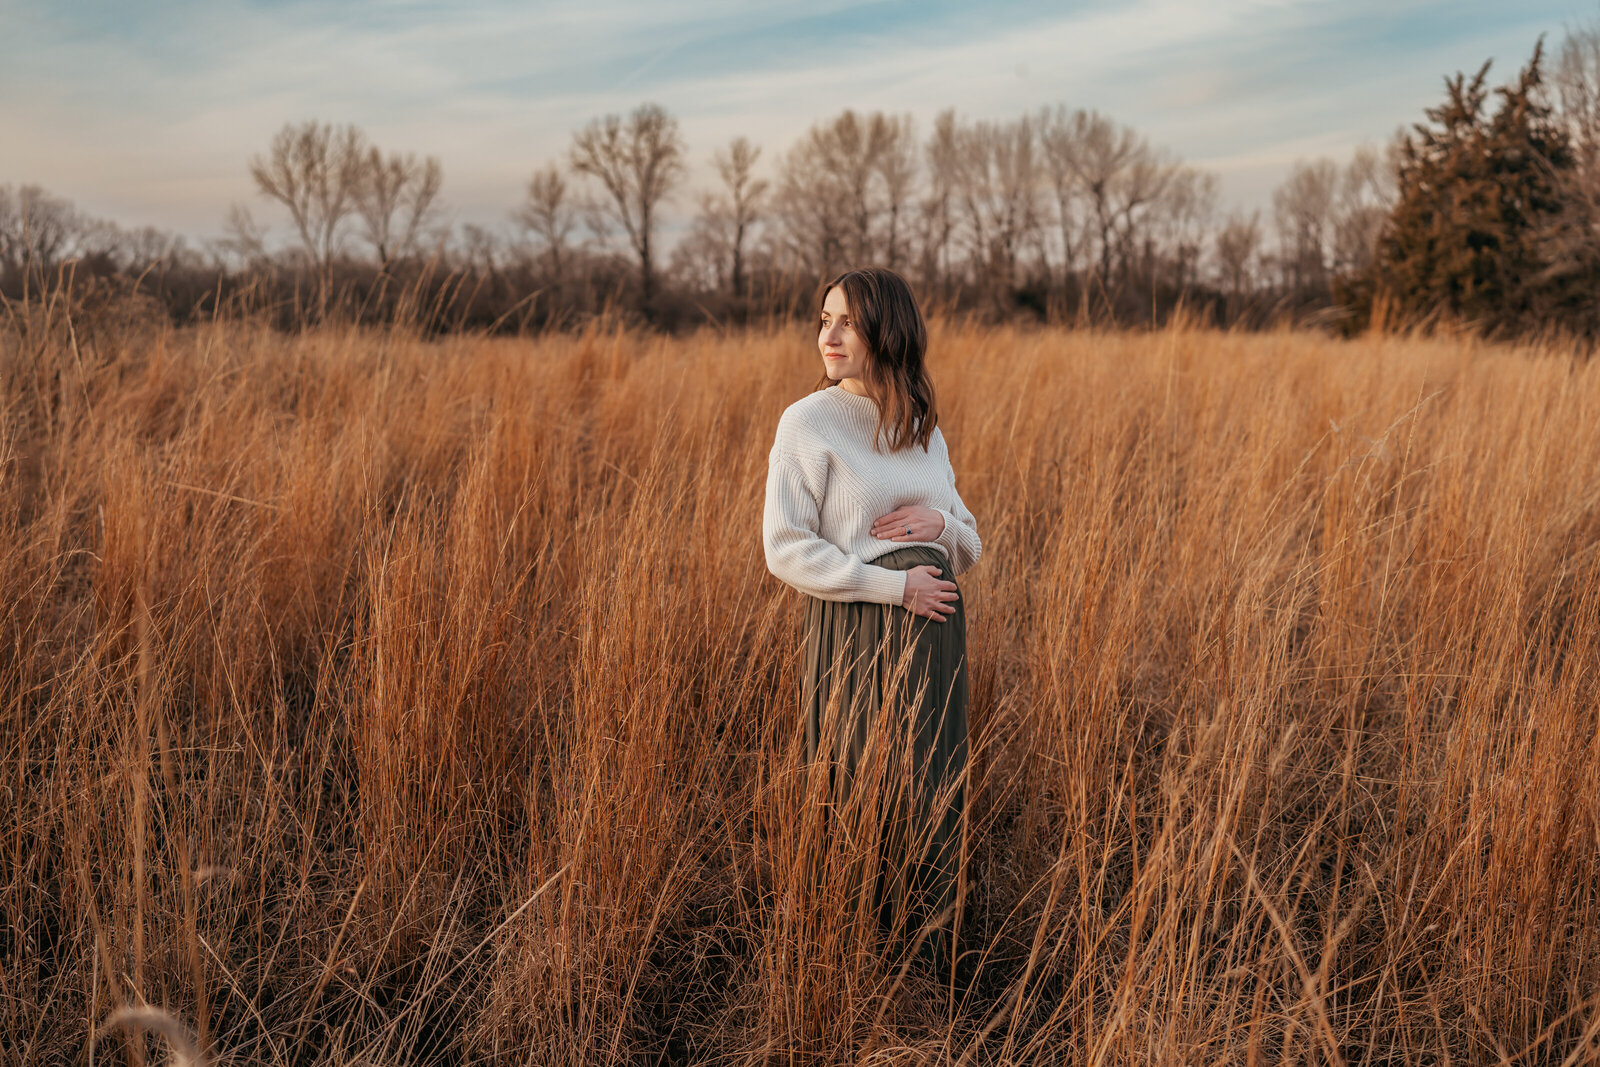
822, 287, 850, 314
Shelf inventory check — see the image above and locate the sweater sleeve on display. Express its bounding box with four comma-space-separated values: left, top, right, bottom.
932, 450, 982, 577
763, 452, 909, 606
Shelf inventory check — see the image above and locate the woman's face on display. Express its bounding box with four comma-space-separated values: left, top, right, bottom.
818, 286, 869, 382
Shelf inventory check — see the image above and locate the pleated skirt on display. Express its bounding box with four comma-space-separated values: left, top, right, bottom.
800, 544, 968, 970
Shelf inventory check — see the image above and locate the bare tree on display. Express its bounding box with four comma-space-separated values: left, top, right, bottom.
1548, 21, 1600, 284
71, 218, 183, 275
816, 111, 880, 265
711, 136, 768, 298
771, 109, 921, 280
872, 115, 918, 271
0, 184, 83, 282
672, 196, 733, 291
457, 223, 502, 275
354, 147, 443, 273
1214, 209, 1263, 300
1555, 20, 1600, 157
249, 120, 368, 307
569, 102, 686, 311
220, 203, 270, 269
0, 187, 15, 279
676, 137, 769, 304
1150, 166, 1218, 291
918, 109, 961, 290
777, 110, 904, 270
954, 114, 1041, 302
1272, 158, 1339, 294
1056, 109, 1179, 290
773, 129, 848, 274
1038, 105, 1089, 290
516, 164, 578, 280
1332, 142, 1398, 276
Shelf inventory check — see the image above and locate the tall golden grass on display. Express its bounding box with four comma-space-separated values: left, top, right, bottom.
3, 299, 1599, 1065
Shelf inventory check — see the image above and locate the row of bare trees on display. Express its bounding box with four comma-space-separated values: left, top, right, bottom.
11, 18, 1600, 334
1, 103, 1384, 329
521, 100, 1400, 326
0, 105, 1406, 330
0, 185, 195, 289
0, 110, 1389, 331
224, 121, 442, 309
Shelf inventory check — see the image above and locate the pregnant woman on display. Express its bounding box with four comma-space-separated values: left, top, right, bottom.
762, 266, 983, 977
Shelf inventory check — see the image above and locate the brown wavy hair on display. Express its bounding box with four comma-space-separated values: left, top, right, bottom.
812, 266, 938, 453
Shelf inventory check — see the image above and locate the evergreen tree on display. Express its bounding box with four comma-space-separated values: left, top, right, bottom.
1342, 40, 1580, 338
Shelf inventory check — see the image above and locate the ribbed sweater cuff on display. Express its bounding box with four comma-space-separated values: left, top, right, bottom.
932, 508, 961, 573
864, 565, 909, 607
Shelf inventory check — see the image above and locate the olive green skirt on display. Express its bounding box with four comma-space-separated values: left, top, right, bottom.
801, 544, 968, 971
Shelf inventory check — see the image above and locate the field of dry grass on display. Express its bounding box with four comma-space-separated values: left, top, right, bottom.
3, 299, 1599, 1065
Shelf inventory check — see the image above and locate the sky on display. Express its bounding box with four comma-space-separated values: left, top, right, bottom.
2, 0, 1594, 247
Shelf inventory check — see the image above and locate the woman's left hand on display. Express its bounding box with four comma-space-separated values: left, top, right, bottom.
871, 505, 946, 543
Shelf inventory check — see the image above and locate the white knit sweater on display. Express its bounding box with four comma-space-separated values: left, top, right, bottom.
763, 384, 983, 605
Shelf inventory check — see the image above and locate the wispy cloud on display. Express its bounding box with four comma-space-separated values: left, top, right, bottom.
0, 0, 1588, 239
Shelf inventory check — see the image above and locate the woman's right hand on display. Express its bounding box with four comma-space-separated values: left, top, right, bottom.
901, 564, 959, 622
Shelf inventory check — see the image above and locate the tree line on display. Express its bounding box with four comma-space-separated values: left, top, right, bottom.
4, 26, 1598, 340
